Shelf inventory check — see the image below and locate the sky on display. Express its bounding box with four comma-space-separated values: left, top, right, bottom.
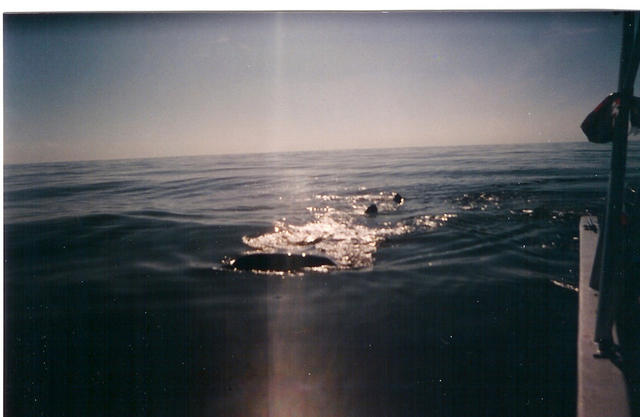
3, 11, 635, 164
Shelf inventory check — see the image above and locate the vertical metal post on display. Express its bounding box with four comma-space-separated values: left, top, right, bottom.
594, 12, 636, 350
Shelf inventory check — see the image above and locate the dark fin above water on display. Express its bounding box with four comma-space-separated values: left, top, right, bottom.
365, 204, 378, 215
230, 253, 336, 272
393, 193, 404, 204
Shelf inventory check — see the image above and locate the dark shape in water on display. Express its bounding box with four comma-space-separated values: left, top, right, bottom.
365, 204, 378, 215
393, 193, 404, 204
230, 253, 336, 272
532, 206, 551, 219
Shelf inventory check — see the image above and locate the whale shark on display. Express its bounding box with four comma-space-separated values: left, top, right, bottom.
229, 253, 336, 272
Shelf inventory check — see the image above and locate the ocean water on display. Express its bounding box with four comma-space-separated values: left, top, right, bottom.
5, 141, 640, 416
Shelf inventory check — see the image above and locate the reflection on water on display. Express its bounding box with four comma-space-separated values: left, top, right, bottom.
266, 280, 344, 416
241, 192, 455, 270
205, 274, 579, 417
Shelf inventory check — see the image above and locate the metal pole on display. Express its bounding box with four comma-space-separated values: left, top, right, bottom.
593, 12, 636, 352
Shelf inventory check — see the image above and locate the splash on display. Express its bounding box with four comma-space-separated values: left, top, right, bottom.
240, 193, 454, 270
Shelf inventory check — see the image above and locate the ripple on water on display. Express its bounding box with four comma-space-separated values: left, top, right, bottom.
240, 193, 455, 270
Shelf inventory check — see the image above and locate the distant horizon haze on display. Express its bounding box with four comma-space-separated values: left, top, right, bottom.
4, 138, 590, 166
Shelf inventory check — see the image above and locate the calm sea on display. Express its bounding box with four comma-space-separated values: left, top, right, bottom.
5, 141, 640, 416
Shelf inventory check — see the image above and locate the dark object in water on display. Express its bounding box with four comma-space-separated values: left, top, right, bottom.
393, 193, 404, 204
230, 253, 336, 272
365, 204, 378, 215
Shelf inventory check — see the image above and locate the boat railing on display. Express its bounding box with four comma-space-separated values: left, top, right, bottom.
585, 11, 639, 359
574, 12, 640, 417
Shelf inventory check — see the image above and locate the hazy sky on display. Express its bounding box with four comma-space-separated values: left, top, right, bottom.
3, 11, 634, 163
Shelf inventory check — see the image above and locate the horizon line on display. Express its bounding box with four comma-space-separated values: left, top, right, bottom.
4, 137, 591, 166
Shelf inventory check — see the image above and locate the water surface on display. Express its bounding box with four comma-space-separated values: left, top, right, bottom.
6, 141, 639, 416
